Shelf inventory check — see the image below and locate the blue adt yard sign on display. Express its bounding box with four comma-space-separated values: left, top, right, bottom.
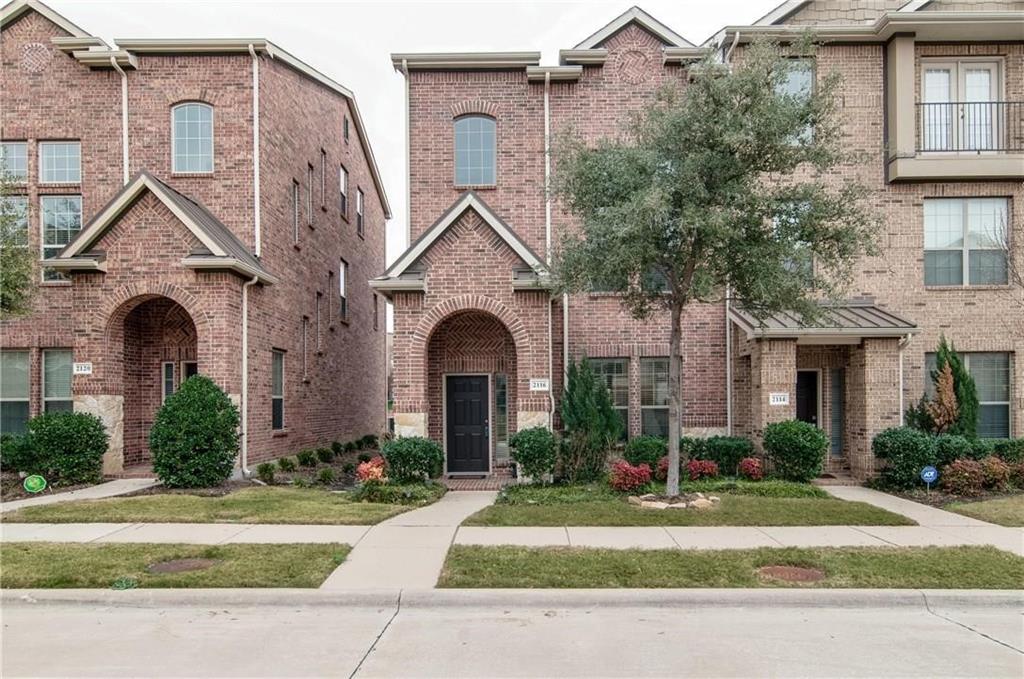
920, 466, 938, 486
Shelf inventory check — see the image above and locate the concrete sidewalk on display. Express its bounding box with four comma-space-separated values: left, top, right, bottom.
0, 478, 158, 514
319, 491, 498, 589
0, 521, 371, 544
823, 485, 994, 526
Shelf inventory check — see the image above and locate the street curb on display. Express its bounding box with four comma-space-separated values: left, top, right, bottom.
3, 588, 1020, 609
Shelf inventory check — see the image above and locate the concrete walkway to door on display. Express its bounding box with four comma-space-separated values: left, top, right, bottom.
319, 491, 498, 590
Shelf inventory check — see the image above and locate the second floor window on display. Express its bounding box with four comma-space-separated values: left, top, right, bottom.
1, 142, 28, 182
1, 196, 28, 245
339, 258, 348, 321
339, 166, 349, 217
356, 188, 364, 237
924, 197, 1008, 286
307, 164, 314, 226
775, 59, 814, 144
41, 195, 82, 280
292, 180, 300, 244
39, 141, 80, 183
172, 103, 213, 173
454, 115, 496, 186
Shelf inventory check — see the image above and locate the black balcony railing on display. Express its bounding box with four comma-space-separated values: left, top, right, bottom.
916, 101, 1023, 153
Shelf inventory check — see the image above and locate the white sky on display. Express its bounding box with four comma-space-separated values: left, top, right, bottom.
49, 0, 775, 267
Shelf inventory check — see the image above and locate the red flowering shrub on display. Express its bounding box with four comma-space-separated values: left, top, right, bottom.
356, 455, 387, 483
979, 455, 1011, 491
940, 458, 984, 496
609, 460, 652, 492
686, 459, 719, 481
655, 456, 671, 482
737, 457, 763, 481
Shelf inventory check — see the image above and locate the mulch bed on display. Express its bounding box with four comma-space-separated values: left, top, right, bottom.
889, 487, 1022, 508
0, 472, 94, 503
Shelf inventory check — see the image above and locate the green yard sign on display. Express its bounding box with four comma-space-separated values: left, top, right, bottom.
23, 475, 47, 493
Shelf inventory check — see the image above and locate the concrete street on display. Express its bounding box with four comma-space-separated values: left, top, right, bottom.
2, 590, 1021, 678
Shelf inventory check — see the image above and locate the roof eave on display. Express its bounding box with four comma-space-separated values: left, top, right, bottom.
390, 52, 541, 70
526, 66, 583, 82
181, 255, 279, 285
558, 49, 608, 66
40, 257, 107, 273
71, 49, 138, 69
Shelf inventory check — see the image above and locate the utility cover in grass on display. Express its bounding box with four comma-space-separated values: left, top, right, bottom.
756, 565, 825, 582
147, 558, 221, 574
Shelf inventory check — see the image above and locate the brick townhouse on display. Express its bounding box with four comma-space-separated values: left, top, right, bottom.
0, 0, 389, 474
375, 1, 1023, 479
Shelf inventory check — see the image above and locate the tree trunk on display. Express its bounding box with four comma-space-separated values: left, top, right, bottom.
666, 300, 683, 496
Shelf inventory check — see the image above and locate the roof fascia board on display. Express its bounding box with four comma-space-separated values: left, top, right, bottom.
41, 257, 107, 273
182, 256, 279, 285
0, 0, 91, 37
663, 46, 711, 64
526, 65, 583, 82
71, 49, 138, 69
390, 52, 541, 70
574, 6, 694, 49
113, 38, 271, 53
722, 12, 1024, 43
51, 36, 108, 51
558, 49, 608, 65
753, 0, 812, 26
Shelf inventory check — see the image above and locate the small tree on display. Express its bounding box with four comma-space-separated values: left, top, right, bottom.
932, 336, 978, 438
0, 170, 35, 318
553, 38, 877, 495
559, 357, 620, 483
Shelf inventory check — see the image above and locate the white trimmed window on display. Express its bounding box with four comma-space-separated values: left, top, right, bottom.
1, 142, 28, 182
1, 350, 30, 434
591, 358, 629, 439
339, 258, 348, 321
172, 103, 213, 173
343, 116, 349, 142
924, 198, 1008, 286
373, 294, 379, 332
43, 349, 73, 412
339, 166, 349, 217
454, 115, 496, 186
775, 59, 814, 143
307, 164, 314, 226
356, 188, 364, 238
1, 195, 29, 246
161, 361, 175, 403
41, 195, 82, 281
291, 180, 300, 244
315, 291, 323, 351
640, 357, 670, 438
271, 350, 285, 430
39, 142, 81, 183
926, 352, 1011, 438
320, 149, 327, 208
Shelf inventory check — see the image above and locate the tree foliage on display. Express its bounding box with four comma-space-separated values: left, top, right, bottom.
0, 170, 35, 318
926, 362, 959, 434
559, 357, 620, 483
552, 37, 878, 494
932, 336, 978, 438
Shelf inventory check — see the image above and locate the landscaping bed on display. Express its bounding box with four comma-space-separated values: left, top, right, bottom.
462, 482, 913, 527
1, 486, 439, 525
438, 545, 1023, 588
0, 542, 349, 588
944, 494, 1024, 527
0, 472, 94, 503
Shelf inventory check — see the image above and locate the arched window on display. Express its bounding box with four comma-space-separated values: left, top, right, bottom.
172, 103, 213, 173
454, 115, 495, 186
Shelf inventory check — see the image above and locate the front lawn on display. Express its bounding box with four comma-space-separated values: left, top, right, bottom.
439, 545, 1023, 588
0, 542, 349, 589
945, 494, 1024, 527
1, 486, 439, 525
462, 482, 913, 527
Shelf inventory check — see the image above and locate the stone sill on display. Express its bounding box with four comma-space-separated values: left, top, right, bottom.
272, 429, 289, 438
924, 285, 1012, 292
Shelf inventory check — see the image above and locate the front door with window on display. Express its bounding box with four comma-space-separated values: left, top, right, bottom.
446, 375, 489, 474
796, 371, 819, 427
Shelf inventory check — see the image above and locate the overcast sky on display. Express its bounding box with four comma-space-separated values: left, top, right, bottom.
50, 0, 775, 266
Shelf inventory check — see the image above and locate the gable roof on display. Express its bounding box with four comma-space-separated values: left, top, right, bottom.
574, 6, 694, 49
53, 171, 277, 284
0, 0, 92, 38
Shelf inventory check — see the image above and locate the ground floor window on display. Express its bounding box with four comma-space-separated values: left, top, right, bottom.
161, 362, 175, 403
591, 358, 629, 439
42, 349, 73, 412
271, 350, 285, 430
494, 373, 508, 460
926, 351, 1011, 438
1, 350, 30, 433
640, 357, 670, 438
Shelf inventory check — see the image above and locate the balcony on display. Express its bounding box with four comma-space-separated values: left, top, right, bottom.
889, 100, 1024, 182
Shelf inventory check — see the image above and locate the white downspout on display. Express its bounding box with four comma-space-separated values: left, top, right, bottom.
249, 44, 262, 257
725, 286, 733, 435
544, 72, 555, 429
724, 31, 741, 65
110, 57, 129, 184
898, 332, 913, 425
240, 275, 259, 477
401, 59, 411, 247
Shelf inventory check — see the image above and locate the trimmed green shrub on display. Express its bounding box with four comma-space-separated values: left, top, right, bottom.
623, 436, 666, 468
345, 441, 357, 453
277, 457, 297, 472
940, 458, 984, 495
354, 480, 446, 505
510, 426, 558, 481
0, 433, 34, 474
934, 434, 972, 468
342, 462, 356, 475
968, 438, 995, 460
702, 436, 753, 476
992, 438, 1024, 464
872, 427, 936, 489
360, 434, 379, 449
150, 375, 239, 488
296, 449, 318, 467
763, 420, 826, 482
381, 436, 443, 483
331, 440, 344, 456
255, 462, 275, 484
558, 357, 619, 483
357, 452, 371, 463
25, 411, 108, 484
317, 468, 336, 485
316, 447, 334, 464
679, 436, 707, 460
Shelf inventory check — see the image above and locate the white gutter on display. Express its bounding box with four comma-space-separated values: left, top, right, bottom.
725, 286, 733, 435
249, 44, 262, 257
898, 332, 913, 425
240, 275, 259, 477
110, 56, 129, 184
401, 58, 411, 247
544, 72, 555, 429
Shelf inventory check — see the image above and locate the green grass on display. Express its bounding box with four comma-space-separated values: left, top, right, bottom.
1, 487, 419, 525
439, 545, 1024, 588
945, 494, 1024, 527
463, 483, 912, 527
0, 542, 349, 588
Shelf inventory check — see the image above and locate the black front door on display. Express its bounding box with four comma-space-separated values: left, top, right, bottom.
446, 375, 489, 473
796, 371, 819, 427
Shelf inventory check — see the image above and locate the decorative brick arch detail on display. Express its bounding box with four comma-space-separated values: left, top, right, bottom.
449, 100, 501, 119
410, 295, 531, 372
